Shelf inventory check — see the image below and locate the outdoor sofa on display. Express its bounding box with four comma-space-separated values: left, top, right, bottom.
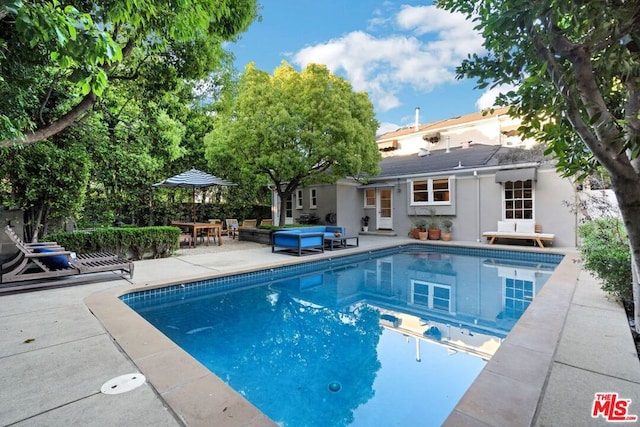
482, 220, 554, 248
271, 226, 345, 256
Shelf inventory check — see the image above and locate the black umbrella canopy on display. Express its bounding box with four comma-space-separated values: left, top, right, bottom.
153, 168, 236, 188
153, 168, 236, 222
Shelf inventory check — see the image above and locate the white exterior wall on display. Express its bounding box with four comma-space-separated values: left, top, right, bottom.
378, 114, 536, 157
355, 166, 577, 247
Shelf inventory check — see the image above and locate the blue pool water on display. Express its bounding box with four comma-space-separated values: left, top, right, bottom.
124, 245, 562, 426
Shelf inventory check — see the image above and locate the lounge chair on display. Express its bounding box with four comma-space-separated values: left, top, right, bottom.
260, 219, 273, 226
2, 226, 134, 283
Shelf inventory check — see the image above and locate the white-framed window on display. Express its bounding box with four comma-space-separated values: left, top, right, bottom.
296, 189, 303, 209
410, 280, 452, 312
504, 180, 533, 219
503, 277, 535, 318
364, 188, 376, 207
309, 188, 317, 209
410, 177, 452, 205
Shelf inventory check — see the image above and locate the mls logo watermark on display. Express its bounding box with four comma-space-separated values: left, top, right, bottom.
592, 393, 638, 422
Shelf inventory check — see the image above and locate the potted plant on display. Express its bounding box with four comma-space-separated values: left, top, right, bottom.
427, 209, 441, 240
361, 216, 370, 232
414, 219, 428, 240
441, 218, 453, 241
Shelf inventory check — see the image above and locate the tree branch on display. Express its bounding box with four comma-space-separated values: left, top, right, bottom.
39, 73, 62, 126
0, 93, 97, 148
0, 39, 136, 148
530, 24, 635, 179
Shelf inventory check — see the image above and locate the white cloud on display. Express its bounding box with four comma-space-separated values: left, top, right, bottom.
291, 5, 484, 116
475, 84, 519, 110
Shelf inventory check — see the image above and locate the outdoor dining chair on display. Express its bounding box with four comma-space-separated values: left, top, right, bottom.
225, 219, 239, 239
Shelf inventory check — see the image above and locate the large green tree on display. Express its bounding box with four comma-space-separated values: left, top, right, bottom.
0, 139, 90, 239
0, 0, 258, 145
437, 0, 640, 330
204, 61, 381, 225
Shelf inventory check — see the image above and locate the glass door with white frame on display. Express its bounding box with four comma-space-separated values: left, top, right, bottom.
377, 188, 393, 229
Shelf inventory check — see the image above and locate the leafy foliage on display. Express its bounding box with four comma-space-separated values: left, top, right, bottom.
0, 0, 258, 144
205, 61, 381, 224
436, 0, 640, 179
0, 139, 90, 238
579, 219, 632, 302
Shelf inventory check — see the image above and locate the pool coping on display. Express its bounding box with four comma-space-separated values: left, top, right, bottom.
443, 247, 580, 426
85, 242, 579, 426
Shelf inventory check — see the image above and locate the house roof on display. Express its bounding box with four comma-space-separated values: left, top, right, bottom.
376, 107, 511, 141
372, 144, 504, 180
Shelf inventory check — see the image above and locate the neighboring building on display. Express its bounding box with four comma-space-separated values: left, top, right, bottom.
272, 108, 578, 247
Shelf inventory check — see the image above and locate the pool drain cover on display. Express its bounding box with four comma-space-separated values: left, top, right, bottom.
328, 382, 341, 392
100, 373, 146, 395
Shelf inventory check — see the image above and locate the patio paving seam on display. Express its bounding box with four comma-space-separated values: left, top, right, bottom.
552, 360, 640, 385
0, 331, 109, 361
168, 256, 223, 271
7, 391, 102, 426
571, 300, 626, 312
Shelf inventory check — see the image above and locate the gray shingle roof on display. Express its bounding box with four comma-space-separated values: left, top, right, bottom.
373, 144, 503, 180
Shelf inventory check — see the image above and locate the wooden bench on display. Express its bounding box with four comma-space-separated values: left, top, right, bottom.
482, 221, 554, 248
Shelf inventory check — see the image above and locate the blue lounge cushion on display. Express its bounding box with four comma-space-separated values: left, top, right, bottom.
272, 233, 323, 248
34, 247, 71, 270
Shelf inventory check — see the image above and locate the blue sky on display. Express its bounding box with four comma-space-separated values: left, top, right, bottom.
228, 1, 505, 134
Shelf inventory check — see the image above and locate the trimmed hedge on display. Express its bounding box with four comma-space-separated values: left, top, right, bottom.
45, 226, 181, 260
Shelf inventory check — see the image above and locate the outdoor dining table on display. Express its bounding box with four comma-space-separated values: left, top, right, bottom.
171, 221, 223, 247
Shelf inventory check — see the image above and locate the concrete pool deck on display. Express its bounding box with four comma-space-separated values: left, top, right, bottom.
0, 235, 638, 426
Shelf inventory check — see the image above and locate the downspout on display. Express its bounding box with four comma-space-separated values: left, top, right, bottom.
475, 170, 481, 242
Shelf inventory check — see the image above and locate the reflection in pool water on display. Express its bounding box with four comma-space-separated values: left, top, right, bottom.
126, 246, 561, 426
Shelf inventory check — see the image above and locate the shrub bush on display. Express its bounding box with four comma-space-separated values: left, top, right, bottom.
579, 218, 632, 302
45, 226, 180, 260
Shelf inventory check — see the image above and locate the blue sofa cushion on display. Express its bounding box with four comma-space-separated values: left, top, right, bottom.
273, 233, 323, 248
278, 226, 345, 237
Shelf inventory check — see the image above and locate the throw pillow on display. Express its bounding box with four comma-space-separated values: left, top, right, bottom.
515, 221, 536, 234
497, 221, 515, 232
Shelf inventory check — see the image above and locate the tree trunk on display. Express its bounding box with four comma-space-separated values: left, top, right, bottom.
611, 174, 640, 334
278, 193, 287, 227
274, 181, 297, 227
276, 187, 294, 227
631, 247, 640, 334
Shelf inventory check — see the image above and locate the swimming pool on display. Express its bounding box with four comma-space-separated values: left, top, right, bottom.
123, 245, 562, 426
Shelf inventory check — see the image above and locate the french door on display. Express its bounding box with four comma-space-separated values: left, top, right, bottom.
377, 188, 393, 229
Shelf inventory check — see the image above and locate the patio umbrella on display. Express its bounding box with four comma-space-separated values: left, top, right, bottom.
153, 168, 237, 222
